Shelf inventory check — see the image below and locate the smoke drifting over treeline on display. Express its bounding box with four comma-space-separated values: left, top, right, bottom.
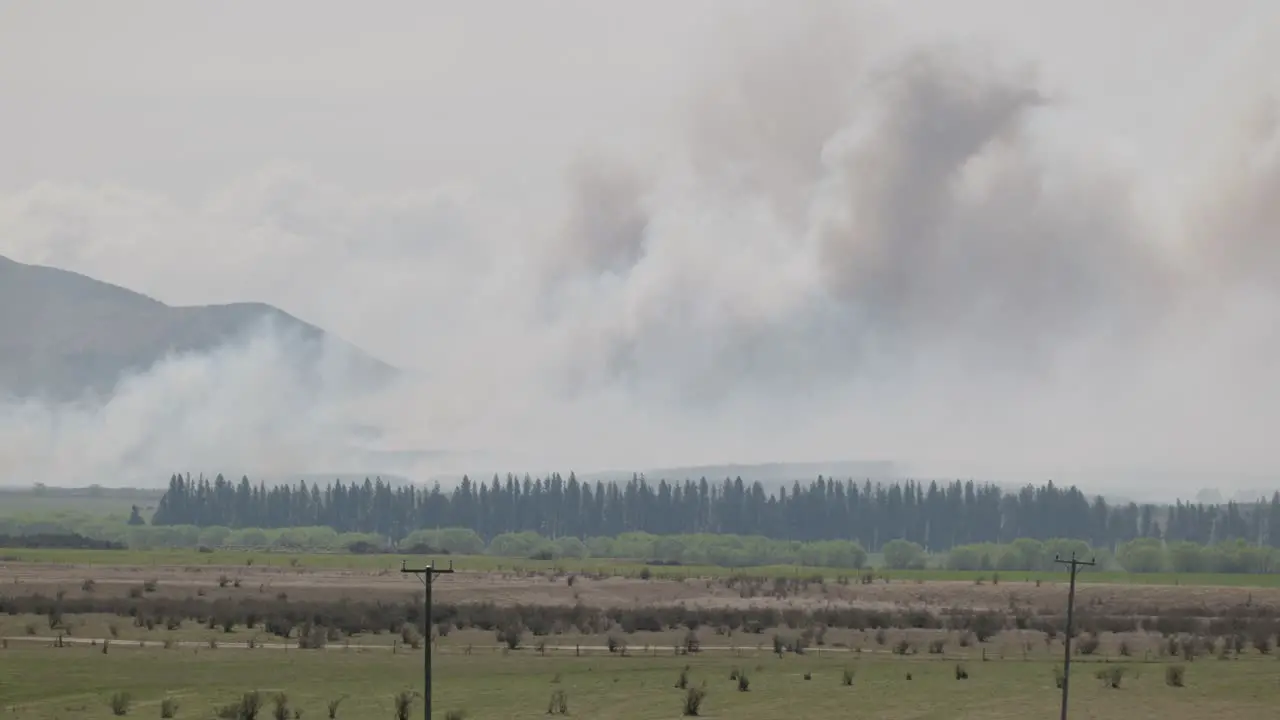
1, 3, 1278, 491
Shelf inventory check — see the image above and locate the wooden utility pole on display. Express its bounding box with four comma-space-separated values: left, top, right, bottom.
1055, 552, 1096, 720
401, 560, 455, 720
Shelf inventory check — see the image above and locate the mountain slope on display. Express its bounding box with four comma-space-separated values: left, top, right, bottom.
0, 254, 395, 402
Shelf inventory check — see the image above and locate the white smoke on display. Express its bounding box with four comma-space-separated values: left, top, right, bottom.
2, 3, 1279, 493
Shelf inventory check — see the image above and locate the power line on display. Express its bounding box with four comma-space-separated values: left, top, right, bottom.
1054, 552, 1096, 720
401, 559, 455, 720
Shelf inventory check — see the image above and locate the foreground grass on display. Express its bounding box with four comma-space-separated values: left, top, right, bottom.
1, 643, 1277, 719
4, 548, 1280, 587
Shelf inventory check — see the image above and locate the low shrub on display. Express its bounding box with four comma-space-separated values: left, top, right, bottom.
682, 686, 706, 716
109, 692, 132, 716
1096, 666, 1128, 689
271, 693, 290, 720
547, 689, 569, 715
393, 691, 416, 720
216, 691, 262, 720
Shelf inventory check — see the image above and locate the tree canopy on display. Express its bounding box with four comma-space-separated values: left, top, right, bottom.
149, 472, 1280, 552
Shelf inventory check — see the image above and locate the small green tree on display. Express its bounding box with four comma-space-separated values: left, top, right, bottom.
881, 540, 927, 570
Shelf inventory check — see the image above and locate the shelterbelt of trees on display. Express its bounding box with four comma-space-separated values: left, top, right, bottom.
149, 472, 1280, 552
3, 513, 1279, 574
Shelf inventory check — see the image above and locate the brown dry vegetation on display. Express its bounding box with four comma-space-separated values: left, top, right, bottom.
7, 561, 1280, 614
5, 561, 1280, 719
2, 561, 1279, 665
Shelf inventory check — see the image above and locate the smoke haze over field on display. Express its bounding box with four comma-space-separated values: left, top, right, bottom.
2, 1, 1280, 494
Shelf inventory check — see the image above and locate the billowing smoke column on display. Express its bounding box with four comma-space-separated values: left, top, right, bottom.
2, 4, 1279, 487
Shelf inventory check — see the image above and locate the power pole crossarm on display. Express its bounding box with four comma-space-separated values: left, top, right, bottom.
401, 559, 455, 720
1054, 553, 1096, 720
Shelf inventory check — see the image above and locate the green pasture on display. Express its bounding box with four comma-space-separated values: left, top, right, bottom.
1, 640, 1277, 719
3, 547, 1280, 588
0, 490, 160, 518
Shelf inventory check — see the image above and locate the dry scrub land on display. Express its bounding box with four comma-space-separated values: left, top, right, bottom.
4, 559, 1279, 613
3, 556, 1280, 718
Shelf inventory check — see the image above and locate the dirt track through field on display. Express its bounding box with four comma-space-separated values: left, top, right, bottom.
0, 635, 883, 656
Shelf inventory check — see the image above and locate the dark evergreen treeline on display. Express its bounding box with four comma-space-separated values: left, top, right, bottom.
149, 472, 1280, 552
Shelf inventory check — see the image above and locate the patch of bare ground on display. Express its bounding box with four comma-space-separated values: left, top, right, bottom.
3, 562, 1279, 616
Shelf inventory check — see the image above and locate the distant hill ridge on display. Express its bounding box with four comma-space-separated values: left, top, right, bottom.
0, 254, 394, 402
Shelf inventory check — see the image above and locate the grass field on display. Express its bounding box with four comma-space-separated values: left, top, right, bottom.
1, 641, 1276, 719
0, 490, 161, 518
4, 547, 1280, 588
4, 545, 1280, 719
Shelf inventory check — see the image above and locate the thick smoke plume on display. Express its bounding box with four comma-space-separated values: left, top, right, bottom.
2, 5, 1279, 492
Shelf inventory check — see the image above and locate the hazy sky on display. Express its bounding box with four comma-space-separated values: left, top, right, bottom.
1, 1, 1279, 491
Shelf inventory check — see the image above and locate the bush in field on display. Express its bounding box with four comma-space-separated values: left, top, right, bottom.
109, 692, 132, 716
217, 691, 262, 720
296, 624, 328, 650
400, 624, 422, 650
1181, 636, 1199, 662
1251, 630, 1272, 655
326, 697, 346, 719
1165, 664, 1186, 687
682, 687, 706, 716
1096, 666, 1128, 689
1076, 634, 1100, 655
160, 698, 179, 718
841, 668, 854, 686
393, 692, 417, 720
271, 694, 290, 720
496, 622, 523, 650
970, 612, 1002, 643
547, 689, 569, 715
